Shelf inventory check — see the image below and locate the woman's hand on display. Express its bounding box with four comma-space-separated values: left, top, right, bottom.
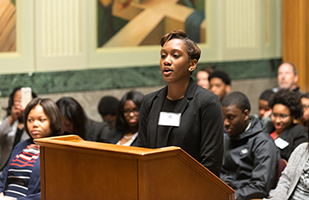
0, 193, 16, 200
8, 102, 22, 126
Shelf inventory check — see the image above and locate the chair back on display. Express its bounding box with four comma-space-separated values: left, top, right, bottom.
277, 158, 287, 185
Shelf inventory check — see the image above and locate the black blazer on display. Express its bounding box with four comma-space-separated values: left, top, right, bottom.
105, 129, 138, 146
85, 120, 110, 142
138, 78, 224, 176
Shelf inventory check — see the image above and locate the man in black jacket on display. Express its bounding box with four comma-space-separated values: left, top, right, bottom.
220, 92, 280, 200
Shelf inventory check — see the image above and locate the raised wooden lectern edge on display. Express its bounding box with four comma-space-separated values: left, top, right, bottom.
176, 150, 235, 195
34, 135, 182, 157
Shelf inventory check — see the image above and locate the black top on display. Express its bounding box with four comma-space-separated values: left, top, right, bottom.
103, 128, 138, 147
157, 98, 182, 146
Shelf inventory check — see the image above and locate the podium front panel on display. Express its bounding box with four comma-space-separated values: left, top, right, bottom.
41, 146, 138, 200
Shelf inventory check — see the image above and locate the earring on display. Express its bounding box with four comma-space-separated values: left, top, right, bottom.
189, 68, 192, 71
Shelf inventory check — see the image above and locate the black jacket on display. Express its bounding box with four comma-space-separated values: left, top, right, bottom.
103, 128, 138, 146
138, 78, 224, 176
272, 123, 308, 161
85, 119, 110, 142
220, 117, 280, 200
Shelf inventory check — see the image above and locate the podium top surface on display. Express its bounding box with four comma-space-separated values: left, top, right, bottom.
34, 135, 182, 157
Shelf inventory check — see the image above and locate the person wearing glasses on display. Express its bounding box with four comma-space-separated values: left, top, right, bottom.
103, 91, 144, 146
296, 93, 309, 128
268, 89, 308, 161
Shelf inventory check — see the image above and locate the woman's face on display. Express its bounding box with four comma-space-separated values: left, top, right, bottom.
196, 71, 210, 90
272, 104, 293, 134
63, 118, 74, 133
123, 100, 140, 128
160, 39, 196, 84
27, 105, 52, 139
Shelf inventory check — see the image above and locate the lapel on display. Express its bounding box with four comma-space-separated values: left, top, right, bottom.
148, 87, 167, 147
148, 78, 197, 147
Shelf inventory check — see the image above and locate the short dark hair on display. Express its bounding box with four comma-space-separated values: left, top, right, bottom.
160, 29, 201, 61
208, 71, 231, 86
222, 91, 251, 113
259, 89, 274, 101
198, 67, 214, 75
115, 91, 144, 133
301, 93, 309, 99
24, 98, 64, 138
98, 96, 119, 116
4, 87, 37, 117
56, 97, 88, 139
269, 89, 303, 119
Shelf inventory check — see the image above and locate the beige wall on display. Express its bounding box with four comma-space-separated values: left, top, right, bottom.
0, 0, 282, 74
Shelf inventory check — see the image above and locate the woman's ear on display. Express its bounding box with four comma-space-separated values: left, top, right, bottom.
189, 59, 198, 72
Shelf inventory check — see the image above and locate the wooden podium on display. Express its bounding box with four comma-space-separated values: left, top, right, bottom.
35, 135, 234, 200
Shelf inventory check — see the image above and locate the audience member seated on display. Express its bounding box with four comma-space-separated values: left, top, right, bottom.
0, 98, 64, 199
0, 87, 37, 172
208, 70, 231, 102
273, 62, 302, 94
98, 96, 119, 130
297, 93, 309, 127
220, 91, 280, 200
268, 89, 308, 161
196, 67, 213, 90
103, 91, 144, 146
264, 142, 309, 199
56, 97, 109, 142
254, 89, 274, 125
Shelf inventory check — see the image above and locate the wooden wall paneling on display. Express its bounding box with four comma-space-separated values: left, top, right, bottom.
0, 0, 16, 52
0, 0, 34, 74
283, 0, 309, 92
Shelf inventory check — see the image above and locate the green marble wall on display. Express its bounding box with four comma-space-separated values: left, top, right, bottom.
0, 58, 281, 97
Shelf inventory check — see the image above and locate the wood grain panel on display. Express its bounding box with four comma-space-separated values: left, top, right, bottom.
283, 0, 309, 92
0, 0, 16, 52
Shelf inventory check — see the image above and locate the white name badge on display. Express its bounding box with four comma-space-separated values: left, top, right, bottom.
274, 138, 289, 149
158, 112, 181, 127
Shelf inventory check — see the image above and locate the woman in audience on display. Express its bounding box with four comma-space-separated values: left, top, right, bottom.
196, 67, 213, 90
0, 87, 37, 171
103, 91, 144, 146
97, 96, 119, 130
264, 133, 309, 199
268, 89, 308, 161
56, 97, 109, 142
137, 29, 224, 176
0, 98, 64, 199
